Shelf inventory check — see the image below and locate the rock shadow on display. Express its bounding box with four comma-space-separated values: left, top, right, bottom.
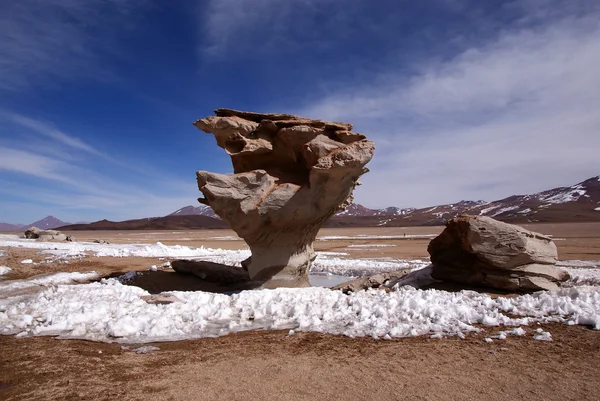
103, 269, 261, 295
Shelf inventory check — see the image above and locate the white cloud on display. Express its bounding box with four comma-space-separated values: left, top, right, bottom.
199, 0, 345, 57
0, 147, 75, 184
299, 5, 600, 208
0, 142, 198, 223
0, 0, 147, 92
2, 112, 106, 158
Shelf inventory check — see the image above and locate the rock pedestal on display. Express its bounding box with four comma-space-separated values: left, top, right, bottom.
190, 109, 374, 287
428, 215, 569, 292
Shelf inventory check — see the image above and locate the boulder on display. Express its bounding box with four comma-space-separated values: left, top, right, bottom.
332, 270, 411, 293
185, 108, 374, 288
24, 226, 72, 242
428, 215, 569, 292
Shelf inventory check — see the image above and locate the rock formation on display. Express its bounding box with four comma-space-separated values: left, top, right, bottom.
188, 108, 374, 287
24, 227, 72, 242
332, 270, 412, 293
428, 215, 569, 292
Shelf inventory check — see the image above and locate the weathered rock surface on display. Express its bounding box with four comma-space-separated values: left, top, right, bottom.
332, 270, 412, 293
428, 215, 569, 292
190, 109, 374, 287
24, 226, 72, 242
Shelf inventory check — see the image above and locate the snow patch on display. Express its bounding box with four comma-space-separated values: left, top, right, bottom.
540, 188, 586, 204
479, 205, 500, 215
563, 267, 600, 286
346, 244, 396, 248
318, 235, 436, 240
311, 257, 430, 277
533, 328, 552, 341
491, 206, 519, 217
0, 266, 12, 276
0, 272, 100, 293
1, 277, 599, 343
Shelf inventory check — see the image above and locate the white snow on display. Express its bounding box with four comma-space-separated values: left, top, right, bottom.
310, 257, 430, 277
0, 266, 12, 276
509, 327, 527, 336
595, 207, 600, 211
0, 234, 429, 279
0, 236, 250, 260
479, 205, 500, 215
558, 260, 600, 268
318, 235, 437, 240
563, 267, 600, 286
1, 275, 599, 343
533, 328, 552, 341
491, 327, 527, 340
517, 208, 532, 214
0, 272, 100, 293
1, 236, 600, 344
539, 187, 586, 205
133, 345, 160, 354
20, 259, 33, 264
347, 244, 396, 248
491, 206, 520, 217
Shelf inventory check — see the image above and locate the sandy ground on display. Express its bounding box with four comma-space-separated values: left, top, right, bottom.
1, 224, 600, 400
2, 223, 598, 281
1, 324, 599, 401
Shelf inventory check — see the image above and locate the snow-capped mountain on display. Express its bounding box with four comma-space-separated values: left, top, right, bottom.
332, 175, 600, 226
335, 204, 377, 216
168, 205, 219, 219
2, 176, 598, 231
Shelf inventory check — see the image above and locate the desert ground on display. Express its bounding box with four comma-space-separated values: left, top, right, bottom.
1, 223, 599, 400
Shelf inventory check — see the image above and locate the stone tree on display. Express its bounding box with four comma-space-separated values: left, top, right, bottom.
181, 108, 374, 288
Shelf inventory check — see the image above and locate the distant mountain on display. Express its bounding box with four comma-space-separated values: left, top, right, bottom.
3, 176, 599, 231
329, 175, 600, 226
0, 216, 72, 231
58, 215, 227, 231
335, 205, 416, 217
335, 204, 377, 217
168, 205, 219, 219
0, 222, 24, 231
28, 216, 72, 229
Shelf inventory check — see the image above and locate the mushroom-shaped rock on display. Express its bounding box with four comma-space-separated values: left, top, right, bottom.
428, 215, 569, 292
192, 109, 375, 287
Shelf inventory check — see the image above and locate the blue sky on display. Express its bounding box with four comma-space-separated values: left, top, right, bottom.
1, 0, 599, 224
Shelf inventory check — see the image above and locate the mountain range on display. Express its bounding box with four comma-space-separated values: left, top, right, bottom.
1, 175, 599, 231
328, 175, 600, 226
0, 216, 73, 231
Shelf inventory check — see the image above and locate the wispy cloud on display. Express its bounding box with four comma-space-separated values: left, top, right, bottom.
0, 109, 201, 223
0, 0, 147, 92
0, 147, 75, 184
298, 1, 600, 207
199, 0, 348, 58
0, 144, 198, 222
2, 112, 106, 157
